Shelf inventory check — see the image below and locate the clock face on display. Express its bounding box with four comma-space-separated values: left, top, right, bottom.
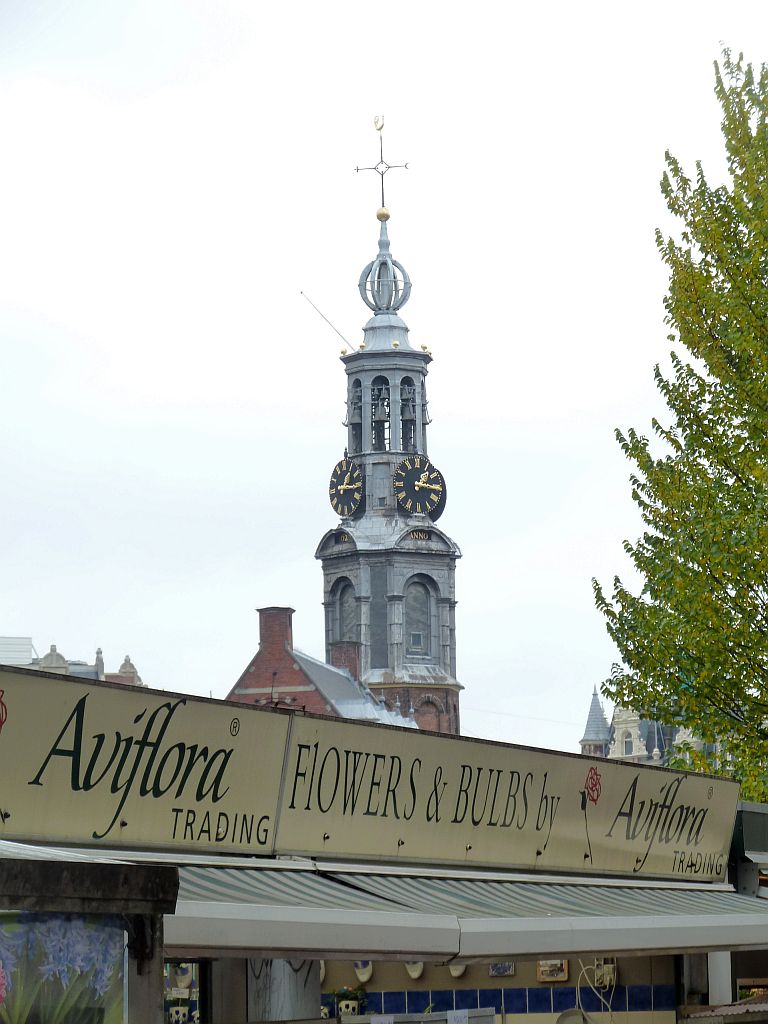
393, 455, 445, 518
329, 458, 364, 518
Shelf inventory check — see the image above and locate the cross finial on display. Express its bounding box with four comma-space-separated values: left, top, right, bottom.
355, 116, 408, 209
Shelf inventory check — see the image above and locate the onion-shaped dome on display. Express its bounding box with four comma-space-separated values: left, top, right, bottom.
358, 209, 411, 314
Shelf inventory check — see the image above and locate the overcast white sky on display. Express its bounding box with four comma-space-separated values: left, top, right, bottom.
1, 1, 765, 752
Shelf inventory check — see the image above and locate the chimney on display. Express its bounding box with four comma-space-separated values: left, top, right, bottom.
258, 607, 295, 654
329, 641, 360, 682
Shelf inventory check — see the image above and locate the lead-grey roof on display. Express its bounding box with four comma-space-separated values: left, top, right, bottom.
581, 686, 610, 744
315, 519, 461, 557
292, 649, 417, 728
364, 664, 463, 691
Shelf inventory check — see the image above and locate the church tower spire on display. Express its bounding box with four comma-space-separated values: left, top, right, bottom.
315, 123, 462, 734
580, 686, 611, 758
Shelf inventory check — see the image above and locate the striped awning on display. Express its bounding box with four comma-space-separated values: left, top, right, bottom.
164, 862, 768, 962
3, 841, 767, 962
167, 865, 458, 960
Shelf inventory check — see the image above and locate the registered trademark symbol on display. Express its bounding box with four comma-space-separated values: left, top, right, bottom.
230, 718, 240, 736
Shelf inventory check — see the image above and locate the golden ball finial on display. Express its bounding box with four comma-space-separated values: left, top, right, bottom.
377, 207, 390, 222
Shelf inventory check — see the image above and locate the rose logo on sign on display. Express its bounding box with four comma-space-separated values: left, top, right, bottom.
580, 766, 601, 865
585, 766, 601, 804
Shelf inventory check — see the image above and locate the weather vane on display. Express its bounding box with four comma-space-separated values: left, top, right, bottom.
355, 116, 408, 209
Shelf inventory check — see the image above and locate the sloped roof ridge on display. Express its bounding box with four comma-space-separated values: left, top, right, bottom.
293, 647, 354, 681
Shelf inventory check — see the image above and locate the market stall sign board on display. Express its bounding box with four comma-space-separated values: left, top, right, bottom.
0, 669, 288, 854
275, 717, 738, 880
0, 668, 739, 879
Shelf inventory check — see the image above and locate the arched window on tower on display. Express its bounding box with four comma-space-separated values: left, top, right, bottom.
623, 731, 633, 756
400, 376, 416, 452
414, 695, 443, 732
371, 376, 390, 451
334, 581, 358, 642
405, 579, 431, 657
349, 379, 362, 453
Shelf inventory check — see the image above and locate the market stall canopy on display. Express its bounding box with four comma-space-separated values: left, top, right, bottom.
162, 859, 768, 963
2, 841, 768, 962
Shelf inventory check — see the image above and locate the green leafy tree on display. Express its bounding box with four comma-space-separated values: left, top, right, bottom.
593, 50, 768, 800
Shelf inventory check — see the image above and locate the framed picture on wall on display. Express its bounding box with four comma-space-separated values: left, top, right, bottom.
537, 960, 569, 982
489, 962, 515, 977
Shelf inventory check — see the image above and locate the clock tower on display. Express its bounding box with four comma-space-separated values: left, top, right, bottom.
316, 188, 462, 734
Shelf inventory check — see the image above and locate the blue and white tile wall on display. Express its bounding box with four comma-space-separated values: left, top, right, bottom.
322, 984, 676, 1016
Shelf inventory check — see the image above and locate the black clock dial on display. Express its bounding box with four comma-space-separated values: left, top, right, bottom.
329, 458, 364, 517
393, 455, 445, 519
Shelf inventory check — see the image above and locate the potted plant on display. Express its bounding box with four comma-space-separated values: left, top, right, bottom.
334, 984, 367, 1016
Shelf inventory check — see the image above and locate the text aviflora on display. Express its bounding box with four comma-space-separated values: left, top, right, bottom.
29, 695, 233, 840
606, 774, 709, 872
